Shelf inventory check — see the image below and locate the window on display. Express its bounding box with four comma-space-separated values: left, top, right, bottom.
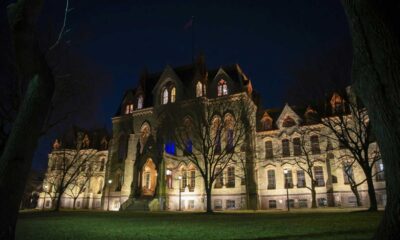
145, 172, 151, 189
166, 170, 173, 189
297, 170, 306, 188
188, 200, 195, 209
226, 129, 234, 152
227, 167, 235, 188
284, 170, 294, 188
282, 139, 290, 157
217, 80, 228, 96
137, 95, 144, 109
125, 104, 134, 114
215, 130, 221, 155
45, 200, 50, 207
214, 199, 222, 210
293, 138, 301, 156
314, 166, 325, 187
299, 199, 308, 208
171, 87, 176, 103
375, 159, 385, 181
214, 169, 223, 188
189, 170, 195, 192
212, 117, 222, 154
265, 141, 273, 159
261, 113, 273, 130
162, 88, 168, 104
269, 200, 277, 209
318, 198, 327, 207
332, 175, 338, 184
165, 141, 176, 155
182, 171, 187, 190
267, 170, 276, 189
196, 81, 203, 97
282, 116, 296, 128
288, 199, 295, 208
343, 165, 354, 184
226, 200, 235, 209
310, 135, 321, 154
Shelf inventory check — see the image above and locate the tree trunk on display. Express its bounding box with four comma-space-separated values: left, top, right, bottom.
341, 1, 400, 239
73, 198, 77, 210
365, 168, 378, 211
205, 186, 213, 213
350, 185, 362, 207
311, 184, 317, 208
54, 193, 62, 212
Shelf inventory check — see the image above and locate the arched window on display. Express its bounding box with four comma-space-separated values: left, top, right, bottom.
125, 103, 134, 114
99, 158, 105, 171
282, 116, 296, 128
217, 80, 228, 96
171, 87, 176, 103
137, 95, 144, 109
162, 88, 169, 104
212, 116, 222, 154
224, 114, 235, 152
196, 81, 203, 97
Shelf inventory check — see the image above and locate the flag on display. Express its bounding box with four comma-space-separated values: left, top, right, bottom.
184, 17, 193, 30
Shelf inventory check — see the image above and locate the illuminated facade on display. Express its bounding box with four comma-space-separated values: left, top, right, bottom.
39, 58, 386, 211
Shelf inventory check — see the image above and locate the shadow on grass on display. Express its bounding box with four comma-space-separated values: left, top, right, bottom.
234, 229, 368, 240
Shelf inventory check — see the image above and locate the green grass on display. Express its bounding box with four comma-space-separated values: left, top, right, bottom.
16, 209, 382, 240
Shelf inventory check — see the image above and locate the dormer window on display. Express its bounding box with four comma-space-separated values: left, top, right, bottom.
171, 87, 176, 103
162, 88, 169, 105
330, 93, 344, 113
217, 79, 228, 96
260, 112, 273, 130
196, 81, 203, 97
282, 116, 296, 128
125, 104, 134, 114
137, 95, 144, 109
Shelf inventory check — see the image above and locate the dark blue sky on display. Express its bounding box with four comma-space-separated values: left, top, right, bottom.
31, 0, 351, 170
66, 0, 351, 116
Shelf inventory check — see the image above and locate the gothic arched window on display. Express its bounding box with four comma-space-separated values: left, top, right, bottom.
196, 81, 203, 97
171, 87, 176, 103
162, 88, 169, 104
217, 79, 228, 96
282, 116, 296, 128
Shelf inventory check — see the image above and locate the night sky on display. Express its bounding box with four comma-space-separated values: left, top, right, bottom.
28, 0, 352, 170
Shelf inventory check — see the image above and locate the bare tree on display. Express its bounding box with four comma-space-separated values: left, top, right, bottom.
158, 94, 256, 213
45, 144, 98, 211
64, 159, 102, 209
268, 126, 325, 208
321, 93, 380, 211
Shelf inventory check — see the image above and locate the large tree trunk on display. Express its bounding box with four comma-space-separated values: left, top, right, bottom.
205, 186, 213, 213
0, 1, 55, 238
341, 1, 400, 239
310, 184, 317, 208
364, 168, 378, 211
350, 185, 362, 207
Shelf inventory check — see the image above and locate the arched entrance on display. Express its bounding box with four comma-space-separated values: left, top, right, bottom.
141, 158, 157, 197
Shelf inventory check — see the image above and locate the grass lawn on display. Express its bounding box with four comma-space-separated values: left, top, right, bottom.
16, 209, 382, 240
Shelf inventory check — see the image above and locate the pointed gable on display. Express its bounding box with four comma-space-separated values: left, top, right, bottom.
276, 104, 301, 129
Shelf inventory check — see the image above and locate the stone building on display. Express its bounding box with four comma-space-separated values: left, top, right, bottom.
39, 59, 386, 211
